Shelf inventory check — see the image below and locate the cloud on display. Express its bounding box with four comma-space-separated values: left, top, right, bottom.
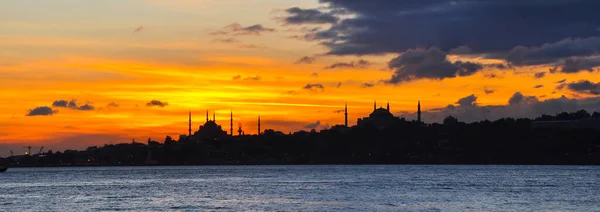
301, 1, 600, 57
77, 104, 95, 110
283, 90, 298, 95
52, 100, 69, 107
565, 80, 600, 95
456, 94, 477, 107
560, 57, 600, 73
484, 87, 495, 95
361, 83, 375, 88
219, 23, 275, 36
324, 59, 371, 69
508, 92, 538, 105
212, 38, 239, 43
303, 83, 325, 91
505, 37, 600, 66
232, 75, 242, 80
26, 106, 57, 116
295, 56, 316, 64
534, 72, 546, 79
556, 79, 567, 84
133, 26, 143, 33
243, 75, 261, 81
311, 72, 318, 77
107, 102, 119, 108
534, 84, 544, 89
333, 109, 345, 113
304, 120, 321, 129
146, 100, 168, 107
336, 82, 342, 88
52, 99, 95, 110
281, 7, 339, 25
386, 48, 484, 84
397, 92, 600, 123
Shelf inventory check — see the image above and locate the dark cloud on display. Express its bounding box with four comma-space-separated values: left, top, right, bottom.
77, 104, 95, 111
456, 94, 477, 107
311, 72, 318, 77
566, 80, 600, 95
133, 26, 143, 33
232, 75, 242, 80
484, 73, 498, 79
146, 100, 168, 107
505, 37, 600, 66
304, 120, 321, 129
534, 84, 544, 88
281, 7, 339, 24
52, 100, 69, 107
560, 57, 600, 73
107, 102, 119, 108
301, 1, 600, 57
484, 87, 494, 95
209, 30, 228, 36
222, 23, 275, 36
485, 63, 512, 70
295, 56, 316, 64
386, 48, 484, 84
303, 83, 325, 91
556, 79, 567, 84
361, 83, 375, 88
26, 106, 57, 116
336, 82, 342, 88
52, 99, 95, 110
333, 109, 345, 113
243, 75, 261, 81
324, 59, 371, 69
508, 92, 538, 105
212, 38, 239, 43
534, 72, 546, 79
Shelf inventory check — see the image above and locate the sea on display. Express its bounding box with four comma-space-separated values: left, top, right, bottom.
1, 165, 599, 211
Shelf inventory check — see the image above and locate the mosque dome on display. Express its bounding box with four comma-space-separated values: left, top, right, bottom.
369, 108, 394, 118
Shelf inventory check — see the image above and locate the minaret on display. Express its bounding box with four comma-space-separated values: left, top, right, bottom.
238, 123, 243, 136
258, 116, 261, 135
213, 111, 216, 122
344, 102, 348, 127
386, 101, 390, 111
188, 110, 192, 136
230, 110, 233, 136
373, 101, 376, 111
206, 110, 208, 122
418, 100, 422, 123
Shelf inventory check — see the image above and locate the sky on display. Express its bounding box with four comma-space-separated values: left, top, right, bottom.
2, 0, 600, 155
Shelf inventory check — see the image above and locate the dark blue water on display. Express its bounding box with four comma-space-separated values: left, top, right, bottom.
1, 165, 599, 211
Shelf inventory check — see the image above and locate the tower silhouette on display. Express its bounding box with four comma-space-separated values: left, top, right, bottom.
238, 122, 243, 136
386, 101, 390, 111
418, 100, 422, 123
205, 110, 208, 122
373, 101, 376, 111
188, 110, 192, 136
258, 116, 261, 135
344, 102, 348, 127
230, 110, 233, 136
213, 111, 216, 122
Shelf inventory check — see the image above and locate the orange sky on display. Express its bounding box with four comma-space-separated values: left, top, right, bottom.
1, 0, 599, 155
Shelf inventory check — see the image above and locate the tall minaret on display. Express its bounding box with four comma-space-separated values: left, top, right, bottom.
206, 110, 208, 122
213, 111, 216, 122
418, 100, 422, 123
386, 101, 390, 111
344, 102, 348, 127
188, 110, 192, 136
373, 101, 376, 111
230, 110, 233, 136
257, 116, 261, 135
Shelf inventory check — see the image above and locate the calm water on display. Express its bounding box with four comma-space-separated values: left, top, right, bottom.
1, 165, 599, 211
